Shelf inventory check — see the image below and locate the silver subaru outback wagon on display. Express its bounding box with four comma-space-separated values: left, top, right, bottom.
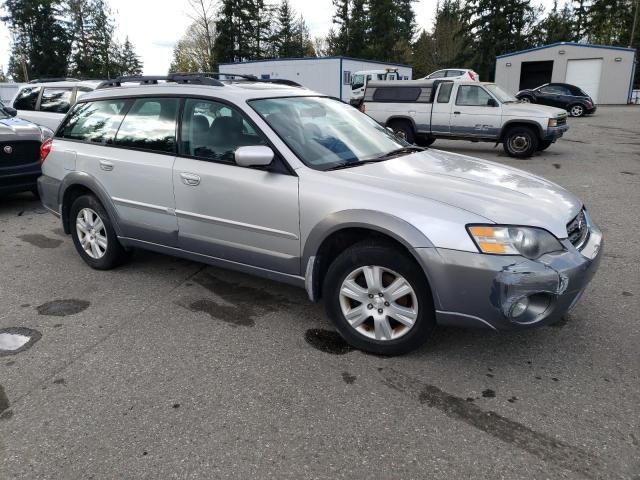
38, 74, 603, 355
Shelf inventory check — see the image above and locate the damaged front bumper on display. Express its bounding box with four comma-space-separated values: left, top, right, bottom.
416, 222, 603, 330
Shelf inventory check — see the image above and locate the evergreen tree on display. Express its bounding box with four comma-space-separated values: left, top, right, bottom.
411, 30, 435, 78
117, 37, 143, 75
2, 0, 71, 81
466, 0, 538, 81
332, 0, 350, 55
533, 1, 575, 44
588, 0, 631, 44
348, 0, 368, 57
273, 0, 299, 57
431, 0, 469, 69
572, 0, 591, 41
214, 0, 241, 64
368, 0, 398, 59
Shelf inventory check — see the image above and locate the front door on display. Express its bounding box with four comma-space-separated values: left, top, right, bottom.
450, 85, 501, 138
173, 98, 300, 275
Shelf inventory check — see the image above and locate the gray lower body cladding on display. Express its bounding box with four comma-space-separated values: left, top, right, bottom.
415, 229, 602, 330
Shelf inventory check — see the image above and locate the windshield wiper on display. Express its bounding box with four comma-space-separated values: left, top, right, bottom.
326, 146, 424, 171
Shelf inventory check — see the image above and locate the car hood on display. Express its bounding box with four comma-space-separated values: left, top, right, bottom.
502, 102, 567, 118
329, 149, 582, 238
0, 116, 43, 141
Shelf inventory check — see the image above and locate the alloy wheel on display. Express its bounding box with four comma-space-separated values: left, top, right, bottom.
76, 208, 108, 259
338, 265, 418, 341
520, 97, 531, 103
570, 105, 584, 117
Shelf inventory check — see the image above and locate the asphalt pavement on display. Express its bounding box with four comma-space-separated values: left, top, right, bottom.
1, 106, 639, 479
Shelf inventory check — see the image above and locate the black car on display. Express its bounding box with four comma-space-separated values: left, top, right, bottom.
516, 83, 596, 117
1, 101, 52, 197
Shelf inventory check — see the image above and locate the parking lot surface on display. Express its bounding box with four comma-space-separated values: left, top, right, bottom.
1, 106, 638, 479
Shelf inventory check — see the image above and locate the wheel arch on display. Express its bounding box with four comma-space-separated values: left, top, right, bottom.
302, 210, 437, 304
59, 172, 122, 236
385, 116, 418, 132
500, 120, 544, 141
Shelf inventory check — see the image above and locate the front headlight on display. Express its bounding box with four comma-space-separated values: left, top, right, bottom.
467, 225, 564, 259
548, 118, 558, 127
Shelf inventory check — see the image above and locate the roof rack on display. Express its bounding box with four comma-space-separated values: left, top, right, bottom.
97, 74, 225, 89
96, 72, 303, 90
28, 77, 81, 84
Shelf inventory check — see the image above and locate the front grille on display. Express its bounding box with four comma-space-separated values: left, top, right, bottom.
567, 209, 589, 250
0, 140, 40, 168
557, 116, 567, 127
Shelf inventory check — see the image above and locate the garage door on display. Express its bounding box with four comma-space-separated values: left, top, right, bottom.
565, 58, 603, 103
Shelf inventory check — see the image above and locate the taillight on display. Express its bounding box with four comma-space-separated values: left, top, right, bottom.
359, 103, 366, 113
468, 71, 476, 81
40, 138, 53, 165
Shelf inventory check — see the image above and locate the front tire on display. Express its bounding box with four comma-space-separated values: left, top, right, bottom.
70, 194, 128, 270
569, 104, 585, 117
503, 126, 539, 158
323, 242, 435, 355
537, 140, 553, 151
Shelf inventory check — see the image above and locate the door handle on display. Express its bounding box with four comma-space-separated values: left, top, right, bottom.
180, 172, 201, 186
99, 160, 114, 171
453, 111, 461, 115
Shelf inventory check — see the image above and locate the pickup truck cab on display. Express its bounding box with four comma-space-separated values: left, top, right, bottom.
362, 79, 569, 158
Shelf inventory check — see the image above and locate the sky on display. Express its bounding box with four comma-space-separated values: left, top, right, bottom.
0, 0, 555, 77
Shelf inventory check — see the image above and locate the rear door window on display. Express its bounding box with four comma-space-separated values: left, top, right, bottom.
39, 88, 73, 113
58, 100, 129, 144
13, 86, 41, 111
445, 70, 464, 77
114, 98, 179, 154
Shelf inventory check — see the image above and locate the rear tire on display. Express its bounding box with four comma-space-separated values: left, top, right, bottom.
519, 96, 533, 103
323, 242, 435, 355
388, 120, 415, 144
69, 194, 128, 270
568, 104, 585, 117
503, 126, 539, 158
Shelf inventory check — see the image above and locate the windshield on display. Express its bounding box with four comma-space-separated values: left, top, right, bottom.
485, 84, 518, 103
351, 74, 365, 90
249, 97, 409, 171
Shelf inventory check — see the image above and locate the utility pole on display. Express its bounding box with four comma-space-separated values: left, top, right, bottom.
631, 0, 639, 48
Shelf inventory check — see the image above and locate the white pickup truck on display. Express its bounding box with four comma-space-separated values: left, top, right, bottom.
361, 79, 569, 158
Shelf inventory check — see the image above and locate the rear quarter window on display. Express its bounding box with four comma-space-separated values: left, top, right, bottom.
13, 86, 41, 111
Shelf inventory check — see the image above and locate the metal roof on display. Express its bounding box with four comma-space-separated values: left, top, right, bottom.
497, 42, 636, 59
219, 56, 412, 69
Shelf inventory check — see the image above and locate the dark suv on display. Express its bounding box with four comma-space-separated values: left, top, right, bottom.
0, 100, 52, 197
516, 83, 596, 117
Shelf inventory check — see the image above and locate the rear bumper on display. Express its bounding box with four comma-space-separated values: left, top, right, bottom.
37, 174, 62, 215
0, 162, 41, 195
545, 124, 569, 141
586, 105, 597, 114
415, 221, 603, 330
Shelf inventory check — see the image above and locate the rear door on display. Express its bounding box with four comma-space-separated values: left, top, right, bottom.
59, 97, 179, 246
173, 98, 300, 275
450, 85, 501, 138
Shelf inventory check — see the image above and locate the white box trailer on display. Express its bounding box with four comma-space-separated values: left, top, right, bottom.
218, 56, 412, 103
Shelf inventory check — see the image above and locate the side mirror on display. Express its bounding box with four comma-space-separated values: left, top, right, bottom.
235, 145, 274, 168
487, 98, 498, 107
4, 107, 18, 117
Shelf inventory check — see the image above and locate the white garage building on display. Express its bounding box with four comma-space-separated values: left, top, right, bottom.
495, 42, 637, 104
219, 56, 413, 103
